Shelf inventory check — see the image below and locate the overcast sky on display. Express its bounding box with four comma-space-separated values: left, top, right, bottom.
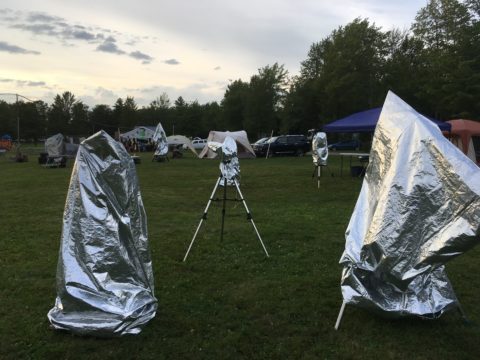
0, 0, 427, 107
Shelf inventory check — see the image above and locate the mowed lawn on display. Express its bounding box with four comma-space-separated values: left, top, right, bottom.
1, 149, 480, 359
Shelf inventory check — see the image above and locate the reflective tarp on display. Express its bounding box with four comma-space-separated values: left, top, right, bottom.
48, 130, 157, 336
45, 133, 65, 157
312, 132, 328, 166
339, 91, 480, 318
208, 136, 240, 185
153, 123, 168, 156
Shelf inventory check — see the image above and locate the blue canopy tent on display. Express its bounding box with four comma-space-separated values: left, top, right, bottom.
322, 107, 451, 133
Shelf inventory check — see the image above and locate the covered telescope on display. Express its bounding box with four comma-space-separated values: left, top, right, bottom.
45, 133, 65, 157
336, 92, 480, 327
48, 131, 157, 336
153, 122, 168, 157
208, 136, 240, 186
312, 132, 328, 166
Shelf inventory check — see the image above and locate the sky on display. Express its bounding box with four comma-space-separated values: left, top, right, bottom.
0, 0, 428, 107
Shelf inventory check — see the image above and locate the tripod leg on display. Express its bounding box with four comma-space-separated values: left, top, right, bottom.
233, 180, 269, 257
183, 177, 222, 262
220, 177, 227, 242
457, 301, 469, 323
317, 166, 321, 189
334, 301, 346, 330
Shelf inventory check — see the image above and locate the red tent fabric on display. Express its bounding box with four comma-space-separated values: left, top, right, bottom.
447, 119, 480, 164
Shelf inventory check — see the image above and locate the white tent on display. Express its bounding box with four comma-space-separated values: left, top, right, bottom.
198, 130, 256, 159
167, 135, 199, 157
120, 126, 155, 141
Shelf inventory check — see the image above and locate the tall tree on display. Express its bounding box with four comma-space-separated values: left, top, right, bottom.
0, 100, 16, 137
150, 92, 171, 110
412, 0, 478, 118
17, 100, 47, 142
244, 63, 288, 137
413, 0, 472, 49
221, 79, 249, 131
70, 102, 89, 136
90, 104, 114, 135
48, 91, 78, 134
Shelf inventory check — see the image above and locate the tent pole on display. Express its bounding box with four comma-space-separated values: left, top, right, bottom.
265, 130, 274, 159
334, 301, 346, 330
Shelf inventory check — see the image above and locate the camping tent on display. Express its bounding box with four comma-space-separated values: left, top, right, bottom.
323, 107, 451, 133
198, 131, 256, 159
120, 126, 156, 141
447, 119, 480, 164
167, 135, 199, 157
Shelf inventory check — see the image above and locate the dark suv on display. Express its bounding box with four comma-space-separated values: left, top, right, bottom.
253, 135, 309, 157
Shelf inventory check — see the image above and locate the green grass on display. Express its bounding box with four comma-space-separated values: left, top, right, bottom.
1, 149, 480, 359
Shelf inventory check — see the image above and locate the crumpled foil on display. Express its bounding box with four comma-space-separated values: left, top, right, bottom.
208, 136, 240, 185
339, 91, 480, 318
45, 133, 65, 157
312, 132, 328, 166
48, 130, 157, 336
153, 123, 168, 156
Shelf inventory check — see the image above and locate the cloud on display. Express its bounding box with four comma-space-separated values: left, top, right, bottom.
214, 66, 221, 70
11, 23, 57, 36
0, 77, 46, 87
79, 87, 120, 107
96, 39, 154, 65
27, 12, 63, 23
96, 39, 125, 54
3, 9, 154, 63
164, 58, 180, 65
0, 41, 40, 54
63, 28, 96, 41
129, 50, 153, 64
27, 81, 46, 86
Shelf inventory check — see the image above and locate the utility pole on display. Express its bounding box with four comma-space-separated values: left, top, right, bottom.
0, 93, 37, 145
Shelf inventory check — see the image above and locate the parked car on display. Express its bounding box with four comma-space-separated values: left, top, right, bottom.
253, 135, 309, 157
191, 138, 207, 150
328, 139, 361, 151
251, 137, 269, 147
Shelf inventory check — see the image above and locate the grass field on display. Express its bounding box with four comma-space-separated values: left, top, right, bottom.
1, 148, 480, 359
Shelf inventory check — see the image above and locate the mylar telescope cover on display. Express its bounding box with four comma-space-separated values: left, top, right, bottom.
208, 136, 240, 185
339, 92, 480, 317
45, 133, 65, 157
153, 122, 168, 156
48, 131, 157, 336
312, 132, 328, 166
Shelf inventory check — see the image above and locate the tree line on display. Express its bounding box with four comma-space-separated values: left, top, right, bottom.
1, 0, 479, 142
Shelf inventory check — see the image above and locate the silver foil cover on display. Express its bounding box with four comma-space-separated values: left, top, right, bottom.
48, 130, 157, 336
45, 133, 65, 157
339, 91, 480, 318
312, 132, 328, 166
153, 123, 168, 156
208, 136, 240, 185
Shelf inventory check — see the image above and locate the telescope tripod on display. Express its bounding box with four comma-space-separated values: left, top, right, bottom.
183, 176, 269, 261
312, 164, 332, 188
